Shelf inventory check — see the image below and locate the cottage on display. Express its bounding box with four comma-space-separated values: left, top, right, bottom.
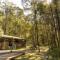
0, 35, 26, 50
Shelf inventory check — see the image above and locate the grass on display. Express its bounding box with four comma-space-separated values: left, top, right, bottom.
47, 48, 60, 60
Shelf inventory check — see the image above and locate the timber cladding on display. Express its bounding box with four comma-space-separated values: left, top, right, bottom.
0, 35, 26, 50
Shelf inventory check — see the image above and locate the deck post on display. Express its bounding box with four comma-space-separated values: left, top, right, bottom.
2, 39, 7, 49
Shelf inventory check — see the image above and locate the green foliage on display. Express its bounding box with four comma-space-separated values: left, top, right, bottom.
0, 0, 60, 59
0, 2, 32, 39
37, 2, 45, 13
49, 48, 60, 57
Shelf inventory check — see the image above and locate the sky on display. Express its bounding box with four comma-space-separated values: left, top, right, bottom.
1, 0, 52, 8
9, 0, 23, 9
9, 0, 32, 15
8, 0, 52, 7
1, 0, 52, 15
1, 0, 23, 9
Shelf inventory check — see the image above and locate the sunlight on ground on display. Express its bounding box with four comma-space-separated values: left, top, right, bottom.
16, 52, 41, 60
17, 46, 31, 51
15, 46, 49, 60
40, 46, 49, 52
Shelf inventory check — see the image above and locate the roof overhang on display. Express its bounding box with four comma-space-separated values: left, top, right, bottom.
0, 35, 24, 40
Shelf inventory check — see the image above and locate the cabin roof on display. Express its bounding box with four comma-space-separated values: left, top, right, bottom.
0, 35, 24, 40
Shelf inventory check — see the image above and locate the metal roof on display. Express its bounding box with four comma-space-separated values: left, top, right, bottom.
0, 35, 24, 40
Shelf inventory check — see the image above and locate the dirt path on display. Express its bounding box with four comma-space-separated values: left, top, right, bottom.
15, 46, 49, 60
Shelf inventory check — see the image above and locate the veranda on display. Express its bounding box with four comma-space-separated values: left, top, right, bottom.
0, 35, 26, 50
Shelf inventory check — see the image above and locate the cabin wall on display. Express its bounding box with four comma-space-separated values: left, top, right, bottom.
0, 42, 3, 50
0, 38, 26, 50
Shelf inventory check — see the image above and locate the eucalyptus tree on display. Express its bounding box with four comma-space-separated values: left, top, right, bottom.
53, 0, 60, 47
22, 0, 41, 52
0, 11, 4, 35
